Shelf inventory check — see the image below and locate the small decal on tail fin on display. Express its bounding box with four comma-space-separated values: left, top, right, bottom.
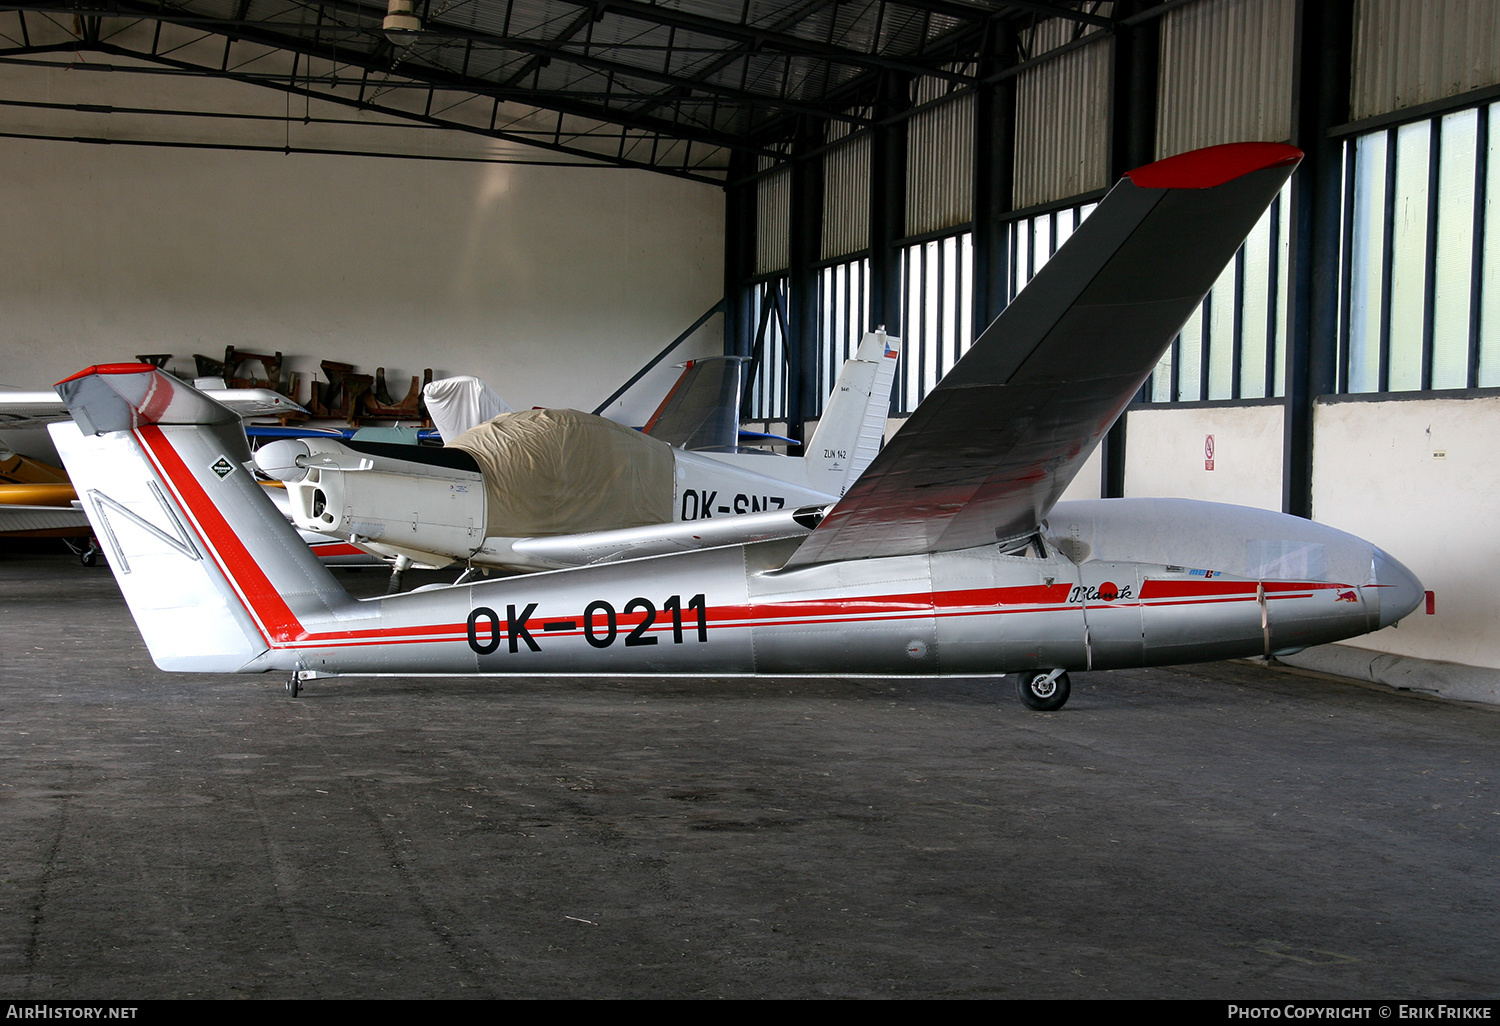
209, 456, 236, 479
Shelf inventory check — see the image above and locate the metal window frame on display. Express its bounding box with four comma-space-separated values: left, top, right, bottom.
815, 257, 872, 412
1376, 125, 1397, 394
1468, 108, 1490, 389
893, 226, 974, 414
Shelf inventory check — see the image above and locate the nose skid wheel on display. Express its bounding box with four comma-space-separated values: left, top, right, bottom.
1016, 669, 1070, 711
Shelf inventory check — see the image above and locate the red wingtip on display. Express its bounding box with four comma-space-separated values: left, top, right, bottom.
1125, 142, 1303, 190
55, 363, 162, 386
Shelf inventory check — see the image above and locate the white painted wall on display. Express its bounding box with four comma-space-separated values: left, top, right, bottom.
0, 138, 722, 420
1312, 395, 1500, 670
0, 47, 725, 431
1123, 404, 1284, 510
0, 19, 725, 430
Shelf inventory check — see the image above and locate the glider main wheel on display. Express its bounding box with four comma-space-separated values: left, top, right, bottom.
1016, 669, 1070, 711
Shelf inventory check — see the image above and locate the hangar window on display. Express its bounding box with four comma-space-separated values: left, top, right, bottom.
896, 232, 974, 411
1009, 201, 1098, 300
745, 278, 790, 421
817, 257, 872, 407
1337, 102, 1499, 392
895, 201, 1096, 412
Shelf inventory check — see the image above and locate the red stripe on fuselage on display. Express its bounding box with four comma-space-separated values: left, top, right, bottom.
310, 542, 367, 557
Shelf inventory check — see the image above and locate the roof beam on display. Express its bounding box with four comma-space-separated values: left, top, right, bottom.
6, 0, 778, 154
991, 1, 1113, 28
577, 0, 976, 82
52, 40, 732, 180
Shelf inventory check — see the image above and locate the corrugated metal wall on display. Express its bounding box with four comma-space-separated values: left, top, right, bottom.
823, 132, 872, 260
1351, 0, 1500, 121
906, 72, 975, 236
756, 162, 791, 275
1156, 0, 1295, 157
1012, 20, 1109, 210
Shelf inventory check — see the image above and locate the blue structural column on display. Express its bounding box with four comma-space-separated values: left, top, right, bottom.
723, 149, 757, 360
972, 21, 1016, 336
1100, 0, 1160, 499
1283, 0, 1353, 518
869, 73, 910, 355
786, 120, 825, 450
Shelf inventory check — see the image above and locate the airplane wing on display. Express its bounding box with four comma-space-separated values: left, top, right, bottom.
504, 504, 825, 570
0, 480, 86, 536
0, 385, 304, 429
0, 503, 90, 535
784, 142, 1301, 569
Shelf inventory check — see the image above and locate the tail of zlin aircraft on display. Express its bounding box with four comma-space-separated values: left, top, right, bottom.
804, 330, 902, 496
50, 364, 353, 672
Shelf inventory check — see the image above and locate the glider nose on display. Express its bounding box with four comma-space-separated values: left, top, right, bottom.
1371, 547, 1423, 629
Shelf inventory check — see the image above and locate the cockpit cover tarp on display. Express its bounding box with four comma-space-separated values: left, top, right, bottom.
423, 375, 512, 442
449, 408, 674, 537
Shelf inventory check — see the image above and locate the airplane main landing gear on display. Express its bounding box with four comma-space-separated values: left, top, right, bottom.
1016, 668, 1070, 711
386, 554, 413, 595
286, 673, 300, 697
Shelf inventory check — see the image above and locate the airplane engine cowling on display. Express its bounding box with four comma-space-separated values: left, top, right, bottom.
279, 438, 487, 567
253, 439, 311, 483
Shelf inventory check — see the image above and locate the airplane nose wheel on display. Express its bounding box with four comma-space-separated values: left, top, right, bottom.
1016, 669, 1070, 711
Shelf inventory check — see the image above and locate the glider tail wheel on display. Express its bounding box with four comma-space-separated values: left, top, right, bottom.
1017, 669, 1070, 711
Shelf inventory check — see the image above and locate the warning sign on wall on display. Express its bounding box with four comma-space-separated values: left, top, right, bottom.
1205, 434, 1215, 471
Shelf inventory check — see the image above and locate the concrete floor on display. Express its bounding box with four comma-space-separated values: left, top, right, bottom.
1, 547, 1498, 999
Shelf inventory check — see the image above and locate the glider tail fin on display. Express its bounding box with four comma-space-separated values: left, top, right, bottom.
50, 364, 348, 672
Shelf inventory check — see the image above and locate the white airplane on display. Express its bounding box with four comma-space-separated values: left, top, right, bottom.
0, 382, 302, 431
250, 331, 901, 575
46, 142, 1426, 710
0, 388, 298, 544
0, 386, 382, 563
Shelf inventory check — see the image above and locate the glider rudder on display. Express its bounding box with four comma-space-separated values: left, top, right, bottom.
50, 365, 351, 672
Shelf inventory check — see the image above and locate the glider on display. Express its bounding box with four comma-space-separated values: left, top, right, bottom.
47, 143, 1424, 709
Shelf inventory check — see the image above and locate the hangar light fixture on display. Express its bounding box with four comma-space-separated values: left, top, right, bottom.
382, 0, 422, 41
